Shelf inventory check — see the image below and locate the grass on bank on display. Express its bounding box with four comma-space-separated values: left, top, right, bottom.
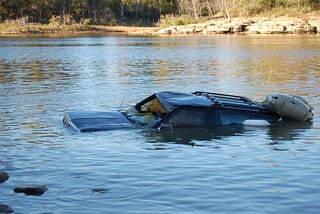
0, 15, 92, 34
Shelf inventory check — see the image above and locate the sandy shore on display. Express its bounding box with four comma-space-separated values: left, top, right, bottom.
89, 25, 160, 34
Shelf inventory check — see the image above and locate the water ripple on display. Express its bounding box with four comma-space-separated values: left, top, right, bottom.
1, 35, 320, 213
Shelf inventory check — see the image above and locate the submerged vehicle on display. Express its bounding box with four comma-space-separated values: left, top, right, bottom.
63, 91, 313, 132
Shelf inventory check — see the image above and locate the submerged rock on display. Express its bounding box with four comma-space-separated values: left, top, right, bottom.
0, 204, 13, 213
14, 185, 48, 196
0, 171, 9, 183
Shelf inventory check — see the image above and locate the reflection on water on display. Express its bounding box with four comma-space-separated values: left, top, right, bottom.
149, 126, 246, 146
144, 121, 313, 147
0, 34, 320, 214
268, 121, 313, 142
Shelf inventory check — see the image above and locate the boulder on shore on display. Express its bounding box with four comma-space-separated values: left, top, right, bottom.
247, 18, 317, 34
156, 17, 318, 35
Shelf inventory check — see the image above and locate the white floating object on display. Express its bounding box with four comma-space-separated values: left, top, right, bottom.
242, 120, 270, 127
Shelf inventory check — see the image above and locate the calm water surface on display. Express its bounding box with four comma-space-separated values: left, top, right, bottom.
1, 34, 320, 213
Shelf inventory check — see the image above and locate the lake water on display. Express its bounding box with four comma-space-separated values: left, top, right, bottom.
0, 34, 320, 213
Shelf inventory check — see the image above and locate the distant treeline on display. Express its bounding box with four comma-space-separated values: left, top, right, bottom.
0, 0, 319, 25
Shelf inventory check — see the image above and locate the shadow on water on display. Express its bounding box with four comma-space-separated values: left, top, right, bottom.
153, 125, 246, 146
268, 120, 313, 143
143, 125, 246, 148
143, 121, 312, 147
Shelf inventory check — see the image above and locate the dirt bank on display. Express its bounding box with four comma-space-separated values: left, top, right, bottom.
0, 22, 160, 35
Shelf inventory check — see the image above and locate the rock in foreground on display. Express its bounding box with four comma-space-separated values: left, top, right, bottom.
0, 171, 9, 183
0, 204, 13, 213
14, 185, 48, 196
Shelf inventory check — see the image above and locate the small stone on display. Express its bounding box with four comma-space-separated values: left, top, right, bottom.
0, 171, 9, 183
0, 204, 13, 213
14, 185, 48, 196
92, 188, 110, 194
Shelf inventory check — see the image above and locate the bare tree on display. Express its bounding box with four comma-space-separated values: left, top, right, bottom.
191, 0, 199, 20
205, 0, 214, 17
135, 0, 140, 20
222, 0, 231, 22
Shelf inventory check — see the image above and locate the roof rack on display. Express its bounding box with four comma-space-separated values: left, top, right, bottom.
192, 91, 264, 110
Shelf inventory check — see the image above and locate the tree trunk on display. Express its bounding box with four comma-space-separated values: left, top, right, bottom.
205, 0, 214, 17
135, 0, 141, 20
92, 0, 97, 22
223, 0, 231, 23
120, 0, 124, 18
191, 0, 198, 21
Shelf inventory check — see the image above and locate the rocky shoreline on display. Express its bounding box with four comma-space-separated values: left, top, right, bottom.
1, 17, 320, 36
157, 17, 320, 35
